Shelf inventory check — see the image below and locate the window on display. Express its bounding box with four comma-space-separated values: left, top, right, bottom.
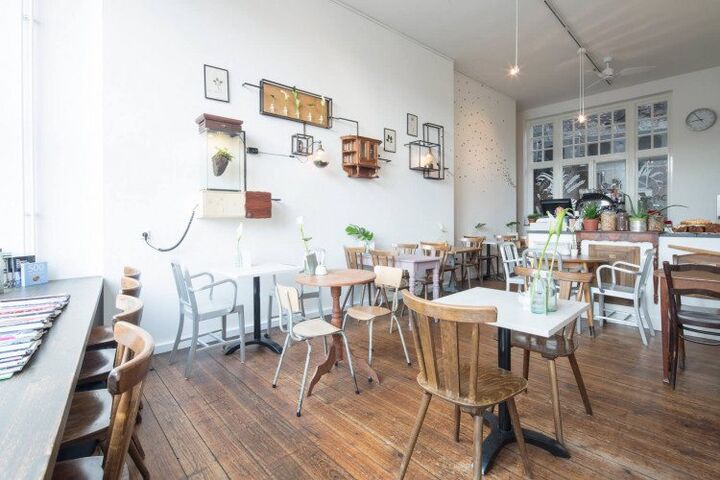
638, 155, 668, 210
562, 164, 589, 202
532, 168, 554, 212
562, 109, 625, 159
637, 101, 667, 150
531, 122, 553, 162
596, 160, 626, 203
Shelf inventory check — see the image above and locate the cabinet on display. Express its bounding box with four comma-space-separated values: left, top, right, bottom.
341, 135, 381, 179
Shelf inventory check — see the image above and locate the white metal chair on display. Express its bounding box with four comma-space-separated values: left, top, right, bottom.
499, 242, 525, 292
521, 248, 564, 271
590, 249, 656, 346
343, 266, 412, 372
169, 262, 245, 378
272, 284, 359, 416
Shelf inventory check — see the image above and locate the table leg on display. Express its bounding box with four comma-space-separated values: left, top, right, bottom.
660, 279, 670, 384
481, 327, 569, 475
432, 264, 440, 299
307, 285, 378, 396
225, 276, 282, 355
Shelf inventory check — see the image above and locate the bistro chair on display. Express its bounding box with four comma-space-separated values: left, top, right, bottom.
169, 262, 245, 378
53, 321, 154, 480
123, 266, 141, 280
272, 284, 359, 416
521, 248, 564, 271
423, 241, 460, 290
499, 242, 525, 292
266, 274, 325, 337
343, 265, 412, 376
590, 249, 655, 346
663, 261, 720, 389
395, 243, 418, 255
513, 266, 594, 446
120, 276, 142, 298
398, 291, 533, 480
341, 246, 371, 310
87, 269, 142, 351
418, 242, 451, 298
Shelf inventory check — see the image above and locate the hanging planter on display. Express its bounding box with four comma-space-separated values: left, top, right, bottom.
211, 148, 233, 176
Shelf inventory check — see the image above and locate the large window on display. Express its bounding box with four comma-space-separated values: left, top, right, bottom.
525, 96, 670, 214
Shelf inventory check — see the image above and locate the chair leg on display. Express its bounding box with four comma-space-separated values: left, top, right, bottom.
341, 286, 354, 311
397, 392, 432, 480
272, 334, 291, 387
547, 359, 564, 445
238, 307, 246, 364
678, 336, 686, 370
342, 313, 350, 330
394, 315, 411, 366
266, 292, 274, 334
128, 435, 150, 480
169, 311, 184, 365
131, 432, 145, 458
634, 302, 649, 346
340, 332, 359, 394
453, 405, 461, 442
472, 411, 484, 480
296, 340, 313, 417
322, 336, 328, 356
568, 353, 592, 415
522, 349, 530, 381
221, 315, 227, 341
642, 297, 656, 337
184, 318, 200, 379
598, 293, 606, 326
367, 320, 374, 367
507, 397, 533, 479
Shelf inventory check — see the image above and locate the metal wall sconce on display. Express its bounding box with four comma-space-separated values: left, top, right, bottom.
407, 122, 446, 180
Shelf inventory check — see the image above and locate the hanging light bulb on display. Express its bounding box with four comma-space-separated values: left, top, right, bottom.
577, 48, 586, 123
509, 0, 520, 76
313, 141, 329, 168
421, 149, 436, 169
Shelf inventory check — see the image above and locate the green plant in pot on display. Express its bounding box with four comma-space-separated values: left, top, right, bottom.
474, 222, 486, 232
527, 213, 541, 224
345, 224, 374, 253
581, 203, 601, 231
506, 220, 520, 233
623, 194, 686, 232
211, 147, 233, 176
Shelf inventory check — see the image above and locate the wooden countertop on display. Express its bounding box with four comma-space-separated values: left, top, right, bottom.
0, 277, 103, 479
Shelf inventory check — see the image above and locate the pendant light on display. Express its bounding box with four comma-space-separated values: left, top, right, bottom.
509, 0, 520, 76
577, 47, 586, 123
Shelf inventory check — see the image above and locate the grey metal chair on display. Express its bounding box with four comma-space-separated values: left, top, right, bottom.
499, 242, 525, 292
170, 262, 245, 378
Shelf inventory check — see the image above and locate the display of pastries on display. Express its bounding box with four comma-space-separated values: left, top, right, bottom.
680, 219, 713, 226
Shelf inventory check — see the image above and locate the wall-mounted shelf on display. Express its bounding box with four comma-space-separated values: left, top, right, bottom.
197, 190, 272, 219
341, 135, 381, 179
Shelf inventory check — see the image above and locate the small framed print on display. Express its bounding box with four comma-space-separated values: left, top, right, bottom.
407, 113, 418, 137
204, 64, 229, 102
383, 128, 396, 153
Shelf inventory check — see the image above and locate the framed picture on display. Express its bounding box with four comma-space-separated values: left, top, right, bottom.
204, 65, 229, 102
383, 128, 396, 153
407, 113, 418, 137
259, 79, 332, 129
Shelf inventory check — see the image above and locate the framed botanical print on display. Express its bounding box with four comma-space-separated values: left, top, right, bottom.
383, 128, 396, 153
407, 113, 418, 137
204, 65, 230, 102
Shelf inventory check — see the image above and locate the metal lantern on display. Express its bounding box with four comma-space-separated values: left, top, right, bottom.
407, 122, 446, 180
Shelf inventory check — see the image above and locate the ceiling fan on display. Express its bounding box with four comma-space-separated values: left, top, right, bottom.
587, 57, 655, 88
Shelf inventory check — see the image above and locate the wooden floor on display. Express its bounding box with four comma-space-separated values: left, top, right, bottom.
133, 282, 720, 479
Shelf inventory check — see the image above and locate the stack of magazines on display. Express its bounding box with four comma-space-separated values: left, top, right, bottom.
0, 294, 70, 380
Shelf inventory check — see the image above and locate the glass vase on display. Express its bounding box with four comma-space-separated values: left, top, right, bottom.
530, 275, 558, 314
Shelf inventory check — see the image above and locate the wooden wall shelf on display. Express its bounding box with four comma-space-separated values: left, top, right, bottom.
341, 135, 381, 179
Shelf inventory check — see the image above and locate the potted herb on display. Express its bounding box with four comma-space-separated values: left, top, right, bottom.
582, 203, 601, 231
345, 224, 375, 253
474, 222, 486, 232
623, 194, 686, 232
211, 147, 233, 176
506, 221, 520, 233
527, 213, 541, 224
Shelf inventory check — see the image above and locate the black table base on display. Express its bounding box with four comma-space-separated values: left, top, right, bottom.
225, 275, 283, 355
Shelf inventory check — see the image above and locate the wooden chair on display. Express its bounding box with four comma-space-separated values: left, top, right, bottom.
398, 292, 532, 480
120, 277, 142, 298
499, 242, 525, 292
169, 262, 245, 378
418, 242, 451, 298
663, 262, 720, 389
458, 237, 488, 288
422, 241, 459, 290
343, 266, 411, 375
77, 294, 143, 387
123, 266, 141, 280
395, 243, 418, 255
513, 266, 594, 446
272, 284, 359, 416
341, 246, 371, 310
53, 321, 154, 480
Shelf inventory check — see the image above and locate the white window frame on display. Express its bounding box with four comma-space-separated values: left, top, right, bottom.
523, 93, 671, 214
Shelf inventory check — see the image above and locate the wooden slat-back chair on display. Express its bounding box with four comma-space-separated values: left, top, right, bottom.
513, 266, 594, 445
54, 321, 154, 480
398, 292, 532, 480
341, 246, 371, 310
123, 266, 141, 280
459, 236, 486, 288
419, 242, 451, 298
120, 277, 142, 298
395, 243, 418, 255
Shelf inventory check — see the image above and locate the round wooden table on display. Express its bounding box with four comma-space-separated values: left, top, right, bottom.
560, 254, 610, 274
296, 268, 377, 395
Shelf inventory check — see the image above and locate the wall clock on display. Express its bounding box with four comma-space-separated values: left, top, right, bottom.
685, 108, 716, 132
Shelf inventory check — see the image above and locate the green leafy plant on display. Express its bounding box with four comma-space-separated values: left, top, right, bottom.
345, 224, 374, 242
582, 202, 601, 220
297, 217, 312, 254
623, 193, 686, 219
474, 222, 486, 231
506, 221, 520, 232
527, 213, 541, 221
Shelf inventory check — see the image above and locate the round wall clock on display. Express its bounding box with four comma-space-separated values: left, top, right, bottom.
685, 108, 717, 132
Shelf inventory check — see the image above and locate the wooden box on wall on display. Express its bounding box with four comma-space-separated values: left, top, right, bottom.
341, 135, 381, 179
197, 190, 272, 219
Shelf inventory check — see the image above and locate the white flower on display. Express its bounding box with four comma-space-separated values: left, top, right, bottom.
438, 223, 447, 233
236, 223, 243, 241
296, 216, 304, 225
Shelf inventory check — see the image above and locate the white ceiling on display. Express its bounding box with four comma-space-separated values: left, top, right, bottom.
334, 0, 720, 108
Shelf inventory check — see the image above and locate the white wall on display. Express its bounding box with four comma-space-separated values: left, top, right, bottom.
454, 73, 517, 240
101, 0, 455, 350
519, 66, 720, 223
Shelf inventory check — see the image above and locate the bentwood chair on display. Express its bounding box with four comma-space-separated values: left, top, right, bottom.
513, 266, 594, 446
458, 236, 491, 288
272, 284, 359, 416
343, 266, 412, 375
395, 243, 418, 255
663, 261, 720, 389
418, 242, 451, 298
341, 246, 371, 310
499, 242, 525, 292
53, 321, 154, 480
590, 249, 655, 346
169, 262, 245, 378
398, 292, 532, 480
422, 241, 459, 290
120, 276, 142, 298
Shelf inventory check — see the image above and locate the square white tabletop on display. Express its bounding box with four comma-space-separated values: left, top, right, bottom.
434, 287, 589, 338
213, 263, 302, 279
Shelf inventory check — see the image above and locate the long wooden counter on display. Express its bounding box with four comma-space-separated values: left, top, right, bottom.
0, 277, 103, 479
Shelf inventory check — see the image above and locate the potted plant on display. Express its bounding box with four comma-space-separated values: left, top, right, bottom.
211, 147, 233, 176
345, 224, 375, 253
506, 220, 520, 233
474, 222, 486, 232
581, 203, 601, 231
623, 194, 686, 232
527, 213, 541, 224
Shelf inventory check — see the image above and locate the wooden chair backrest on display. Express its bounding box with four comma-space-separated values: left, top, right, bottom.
420, 243, 450, 275
461, 236, 485, 248
374, 265, 403, 289
123, 266, 141, 280
120, 277, 142, 298
403, 291, 497, 403
663, 262, 720, 327
395, 243, 418, 255
105, 321, 154, 480
113, 294, 143, 326
514, 266, 593, 338
370, 249, 396, 267
344, 246, 365, 269
673, 253, 720, 267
